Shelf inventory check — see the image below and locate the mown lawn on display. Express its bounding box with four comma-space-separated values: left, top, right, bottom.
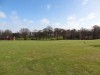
0, 40, 100, 75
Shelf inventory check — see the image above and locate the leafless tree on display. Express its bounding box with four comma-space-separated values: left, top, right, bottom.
20, 28, 30, 40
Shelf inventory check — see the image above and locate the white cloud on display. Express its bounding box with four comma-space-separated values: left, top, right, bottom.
67, 16, 80, 29
79, 13, 96, 22
23, 19, 27, 22
82, 0, 89, 5
7, 11, 34, 32
41, 18, 50, 25
0, 11, 6, 18
86, 13, 96, 20
47, 4, 51, 10
29, 20, 33, 23
79, 18, 85, 22
54, 23, 61, 26
0, 11, 34, 32
10, 11, 34, 26
67, 16, 76, 20
23, 19, 34, 25
10, 11, 20, 25
23, 19, 33, 23
41, 4, 51, 10
94, 23, 100, 25
12, 11, 17, 15
66, 12, 96, 29
0, 22, 7, 26
51, 22, 61, 28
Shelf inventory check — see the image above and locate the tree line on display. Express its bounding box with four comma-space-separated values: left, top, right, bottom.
0, 25, 100, 40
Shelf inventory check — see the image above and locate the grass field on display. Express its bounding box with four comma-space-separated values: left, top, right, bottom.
0, 40, 100, 75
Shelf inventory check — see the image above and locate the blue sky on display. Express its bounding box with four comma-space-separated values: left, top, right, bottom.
0, 0, 100, 32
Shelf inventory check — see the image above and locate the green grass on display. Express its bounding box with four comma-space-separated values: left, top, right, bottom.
0, 40, 100, 75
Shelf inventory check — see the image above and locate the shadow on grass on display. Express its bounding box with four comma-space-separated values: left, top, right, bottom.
90, 45, 100, 48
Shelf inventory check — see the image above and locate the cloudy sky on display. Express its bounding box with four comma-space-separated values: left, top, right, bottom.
0, 0, 100, 32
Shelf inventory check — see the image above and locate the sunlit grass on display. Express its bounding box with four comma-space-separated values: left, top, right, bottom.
0, 40, 100, 75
